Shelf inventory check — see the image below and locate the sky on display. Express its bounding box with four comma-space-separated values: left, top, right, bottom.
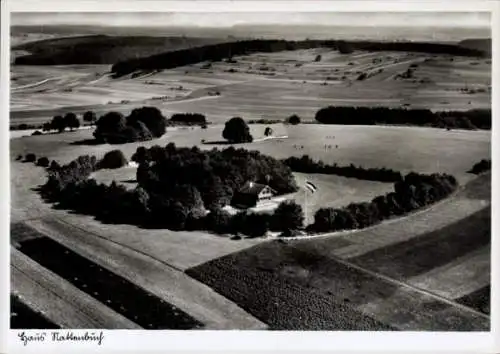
11, 12, 491, 28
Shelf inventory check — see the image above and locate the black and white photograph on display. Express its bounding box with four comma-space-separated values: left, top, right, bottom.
3, 1, 497, 352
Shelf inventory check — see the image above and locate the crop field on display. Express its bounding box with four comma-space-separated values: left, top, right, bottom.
187, 173, 491, 330
11, 48, 491, 126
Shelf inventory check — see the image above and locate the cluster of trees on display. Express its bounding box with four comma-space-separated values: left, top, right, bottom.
39, 146, 302, 234
132, 144, 297, 209
469, 159, 491, 174
38, 148, 460, 237
42, 113, 81, 133
41, 155, 99, 198
93, 106, 166, 144
315, 106, 491, 130
169, 113, 207, 125
110, 39, 485, 77
282, 155, 403, 182
222, 117, 254, 143
310, 172, 458, 233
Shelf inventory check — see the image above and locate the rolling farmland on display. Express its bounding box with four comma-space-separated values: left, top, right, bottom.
10, 30, 491, 332
11, 48, 490, 126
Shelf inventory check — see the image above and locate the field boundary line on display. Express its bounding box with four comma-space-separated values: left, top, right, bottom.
286, 243, 490, 321
11, 248, 123, 328
47, 216, 186, 273
281, 175, 490, 243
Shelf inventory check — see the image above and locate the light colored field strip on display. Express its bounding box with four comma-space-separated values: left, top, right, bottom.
356, 287, 489, 331
288, 243, 489, 322
27, 218, 267, 330
11, 247, 141, 329
405, 245, 490, 300
333, 198, 489, 259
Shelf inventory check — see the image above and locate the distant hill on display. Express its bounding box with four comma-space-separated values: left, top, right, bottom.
13, 35, 226, 65
110, 39, 487, 77
458, 38, 491, 56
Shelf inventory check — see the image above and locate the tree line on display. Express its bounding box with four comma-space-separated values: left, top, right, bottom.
110, 39, 486, 77
170, 113, 207, 125
282, 155, 403, 182
315, 106, 491, 130
310, 172, 458, 233
38, 144, 460, 238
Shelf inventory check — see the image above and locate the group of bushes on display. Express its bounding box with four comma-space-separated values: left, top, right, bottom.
310, 172, 458, 233
469, 159, 491, 174
16, 153, 54, 168
93, 106, 166, 144
315, 106, 491, 130
282, 155, 403, 182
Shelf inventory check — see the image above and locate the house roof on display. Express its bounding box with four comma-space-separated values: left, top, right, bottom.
238, 181, 275, 196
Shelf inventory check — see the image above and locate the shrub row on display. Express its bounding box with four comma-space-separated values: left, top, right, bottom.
282, 155, 403, 182
170, 113, 207, 125
315, 106, 491, 130
310, 172, 458, 233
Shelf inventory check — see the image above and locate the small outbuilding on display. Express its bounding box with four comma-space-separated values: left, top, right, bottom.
231, 181, 277, 208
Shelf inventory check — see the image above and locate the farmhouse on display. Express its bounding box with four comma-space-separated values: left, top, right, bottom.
231, 181, 277, 208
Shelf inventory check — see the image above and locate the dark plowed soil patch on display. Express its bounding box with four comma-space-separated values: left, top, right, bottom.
456, 285, 490, 315
11, 294, 60, 329
187, 242, 396, 330
17, 234, 203, 330
349, 207, 490, 280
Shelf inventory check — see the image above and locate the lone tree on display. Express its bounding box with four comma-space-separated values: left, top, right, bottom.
37, 157, 50, 168
83, 111, 97, 126
51, 115, 66, 133
25, 153, 36, 163
98, 149, 128, 169
314, 54, 322, 62
272, 200, 304, 232
64, 112, 80, 131
222, 117, 253, 143
264, 126, 273, 137
287, 114, 301, 125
